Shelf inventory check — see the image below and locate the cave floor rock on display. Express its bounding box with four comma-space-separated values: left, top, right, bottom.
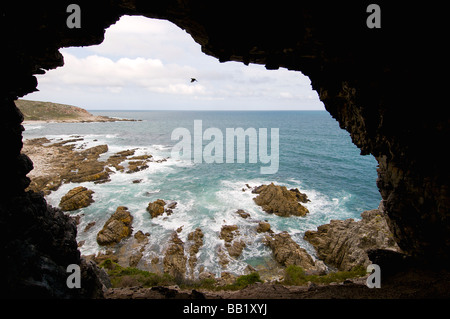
104, 268, 450, 299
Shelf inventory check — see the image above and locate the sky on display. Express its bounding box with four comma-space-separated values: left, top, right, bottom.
25, 15, 324, 111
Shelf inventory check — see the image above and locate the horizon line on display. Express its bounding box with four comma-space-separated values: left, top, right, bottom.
87, 109, 327, 112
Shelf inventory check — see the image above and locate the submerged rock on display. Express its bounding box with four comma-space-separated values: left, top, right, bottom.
253, 183, 309, 217
304, 209, 400, 271
59, 186, 94, 211
236, 209, 251, 219
96, 206, 133, 246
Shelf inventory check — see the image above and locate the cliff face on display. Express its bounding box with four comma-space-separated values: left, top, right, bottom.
1, 1, 448, 297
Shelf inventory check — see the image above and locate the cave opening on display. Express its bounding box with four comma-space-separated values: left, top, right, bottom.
20, 15, 382, 279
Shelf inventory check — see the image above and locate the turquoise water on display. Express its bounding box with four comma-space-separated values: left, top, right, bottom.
23, 111, 380, 276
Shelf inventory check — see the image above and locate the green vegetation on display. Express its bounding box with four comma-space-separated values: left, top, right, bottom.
224, 272, 262, 290
99, 259, 176, 288
99, 259, 366, 291
99, 259, 262, 290
283, 264, 367, 285
16, 99, 92, 121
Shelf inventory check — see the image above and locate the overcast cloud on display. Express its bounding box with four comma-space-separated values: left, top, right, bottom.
26, 15, 324, 110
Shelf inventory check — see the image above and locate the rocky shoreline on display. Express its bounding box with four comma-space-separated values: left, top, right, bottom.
22, 136, 402, 298
23, 137, 162, 195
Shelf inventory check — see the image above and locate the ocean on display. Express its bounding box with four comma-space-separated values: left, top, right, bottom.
23, 110, 381, 276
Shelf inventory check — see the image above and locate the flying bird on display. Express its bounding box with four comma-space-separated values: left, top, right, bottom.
190, 78, 198, 83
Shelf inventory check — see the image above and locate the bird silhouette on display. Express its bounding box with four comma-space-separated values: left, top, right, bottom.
190, 78, 198, 83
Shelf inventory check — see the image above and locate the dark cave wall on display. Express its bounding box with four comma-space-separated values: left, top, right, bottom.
1, 0, 448, 296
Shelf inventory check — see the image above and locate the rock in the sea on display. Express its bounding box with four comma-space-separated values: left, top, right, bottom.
220, 225, 239, 242
253, 183, 309, 217
236, 209, 250, 219
163, 232, 187, 278
289, 188, 310, 203
147, 199, 166, 218
256, 221, 272, 233
187, 228, 204, 276
226, 239, 246, 258
219, 225, 246, 258
264, 231, 315, 270
59, 186, 94, 211
303, 209, 400, 271
147, 199, 177, 218
96, 206, 133, 246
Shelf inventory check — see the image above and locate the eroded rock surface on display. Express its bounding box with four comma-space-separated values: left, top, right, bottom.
163, 232, 187, 278
97, 206, 133, 246
147, 200, 177, 218
253, 183, 309, 217
23, 138, 153, 195
59, 186, 94, 211
304, 209, 400, 271
264, 231, 316, 270
187, 228, 204, 276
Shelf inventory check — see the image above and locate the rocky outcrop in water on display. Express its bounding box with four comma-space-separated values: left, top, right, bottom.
147, 199, 166, 218
187, 228, 204, 276
220, 225, 246, 258
59, 186, 94, 211
304, 209, 400, 271
97, 206, 133, 246
23, 137, 154, 195
147, 199, 177, 218
253, 183, 309, 217
163, 232, 187, 278
264, 231, 316, 270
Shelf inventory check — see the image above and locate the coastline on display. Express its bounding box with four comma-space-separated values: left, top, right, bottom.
22, 135, 400, 294
17, 98, 140, 124
22, 115, 139, 125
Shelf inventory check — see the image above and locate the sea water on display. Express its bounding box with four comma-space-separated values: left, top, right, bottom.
22, 110, 381, 276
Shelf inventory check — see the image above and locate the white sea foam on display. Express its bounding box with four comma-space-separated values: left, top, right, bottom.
24, 125, 44, 131
27, 111, 381, 278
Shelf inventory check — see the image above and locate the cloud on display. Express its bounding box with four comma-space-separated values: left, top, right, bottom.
90, 16, 201, 63
39, 52, 205, 96
29, 15, 324, 110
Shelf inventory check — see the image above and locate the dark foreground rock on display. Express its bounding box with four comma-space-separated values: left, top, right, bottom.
0, 191, 105, 298
104, 267, 450, 299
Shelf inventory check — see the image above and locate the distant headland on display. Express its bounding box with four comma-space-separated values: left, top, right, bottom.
16, 99, 138, 123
